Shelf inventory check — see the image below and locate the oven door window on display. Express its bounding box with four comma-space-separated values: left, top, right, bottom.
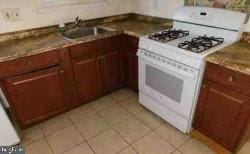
145, 64, 183, 103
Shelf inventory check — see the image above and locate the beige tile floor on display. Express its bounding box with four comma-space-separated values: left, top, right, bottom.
20, 88, 250, 154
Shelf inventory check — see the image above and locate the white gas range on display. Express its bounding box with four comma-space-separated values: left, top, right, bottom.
137, 6, 246, 133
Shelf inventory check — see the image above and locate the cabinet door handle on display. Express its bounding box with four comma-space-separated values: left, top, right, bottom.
60, 70, 64, 74
202, 84, 207, 88
26, 60, 32, 65
98, 56, 104, 64
228, 76, 234, 82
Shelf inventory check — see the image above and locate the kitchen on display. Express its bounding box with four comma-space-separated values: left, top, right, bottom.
0, 0, 250, 154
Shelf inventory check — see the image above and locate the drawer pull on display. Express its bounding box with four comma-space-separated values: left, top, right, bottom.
202, 84, 207, 88
228, 76, 234, 82
27, 60, 32, 65
60, 70, 64, 74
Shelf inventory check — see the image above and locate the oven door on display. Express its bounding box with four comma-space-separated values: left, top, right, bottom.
139, 57, 199, 119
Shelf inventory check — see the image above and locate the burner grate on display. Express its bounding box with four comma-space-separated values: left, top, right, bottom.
148, 29, 189, 43
178, 35, 224, 53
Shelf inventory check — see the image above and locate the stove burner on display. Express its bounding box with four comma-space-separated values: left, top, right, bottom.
148, 29, 189, 43
178, 35, 224, 53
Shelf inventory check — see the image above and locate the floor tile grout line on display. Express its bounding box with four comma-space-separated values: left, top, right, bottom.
20, 124, 55, 154
43, 108, 94, 153
21, 89, 185, 154
39, 124, 56, 154
45, 115, 86, 154
95, 104, 171, 154
176, 133, 193, 149
97, 113, 144, 154
41, 115, 74, 137
108, 91, 164, 131
171, 149, 183, 154
153, 125, 191, 150
70, 116, 97, 154
111, 91, 167, 129
110, 91, 184, 153
116, 94, 196, 153
20, 124, 46, 146
93, 106, 145, 154
73, 113, 112, 142
70, 103, 105, 154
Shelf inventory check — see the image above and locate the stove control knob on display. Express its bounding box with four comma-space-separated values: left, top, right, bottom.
177, 65, 182, 69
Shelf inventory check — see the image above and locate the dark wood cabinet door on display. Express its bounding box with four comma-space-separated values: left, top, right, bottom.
73, 57, 102, 103
4, 67, 67, 127
193, 81, 250, 151
127, 51, 138, 91
100, 51, 122, 93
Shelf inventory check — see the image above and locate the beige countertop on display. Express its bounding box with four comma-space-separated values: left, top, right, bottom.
0, 18, 172, 63
206, 41, 250, 75
102, 19, 171, 37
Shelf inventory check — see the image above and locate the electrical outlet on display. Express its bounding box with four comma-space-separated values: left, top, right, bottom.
1, 8, 21, 22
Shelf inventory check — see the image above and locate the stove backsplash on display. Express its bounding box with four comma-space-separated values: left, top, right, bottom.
185, 0, 250, 43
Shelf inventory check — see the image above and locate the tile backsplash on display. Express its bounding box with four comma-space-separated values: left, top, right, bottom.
185, 0, 250, 15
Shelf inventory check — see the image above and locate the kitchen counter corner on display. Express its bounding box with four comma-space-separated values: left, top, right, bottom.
205, 41, 250, 75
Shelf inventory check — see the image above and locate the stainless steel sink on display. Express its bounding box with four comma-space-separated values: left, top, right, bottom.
62, 27, 112, 40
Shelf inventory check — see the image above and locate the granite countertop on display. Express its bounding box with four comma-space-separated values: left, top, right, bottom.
0, 33, 70, 62
102, 19, 172, 37
206, 41, 250, 75
0, 19, 172, 63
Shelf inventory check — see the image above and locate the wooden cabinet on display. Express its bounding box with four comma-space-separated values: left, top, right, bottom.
4, 67, 67, 127
123, 35, 139, 91
70, 35, 124, 103
100, 51, 122, 93
72, 57, 102, 104
127, 51, 138, 91
1, 34, 140, 127
193, 62, 250, 151
0, 51, 59, 79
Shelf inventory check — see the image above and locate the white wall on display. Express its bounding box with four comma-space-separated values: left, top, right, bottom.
132, 0, 184, 19
0, 0, 185, 34
0, 0, 133, 34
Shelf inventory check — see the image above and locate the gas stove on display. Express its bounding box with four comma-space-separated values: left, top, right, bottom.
178, 35, 224, 53
137, 6, 246, 133
148, 29, 189, 43
148, 30, 225, 53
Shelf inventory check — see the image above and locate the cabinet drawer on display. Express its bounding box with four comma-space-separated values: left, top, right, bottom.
0, 51, 59, 78
69, 41, 97, 59
95, 37, 112, 55
205, 62, 250, 95
4, 66, 67, 127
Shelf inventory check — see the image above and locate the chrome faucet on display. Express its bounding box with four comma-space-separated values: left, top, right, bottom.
74, 16, 82, 29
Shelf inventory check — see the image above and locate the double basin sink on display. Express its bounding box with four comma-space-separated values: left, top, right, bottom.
62, 27, 113, 40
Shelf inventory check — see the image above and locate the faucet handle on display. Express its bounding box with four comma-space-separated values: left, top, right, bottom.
74, 16, 82, 28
